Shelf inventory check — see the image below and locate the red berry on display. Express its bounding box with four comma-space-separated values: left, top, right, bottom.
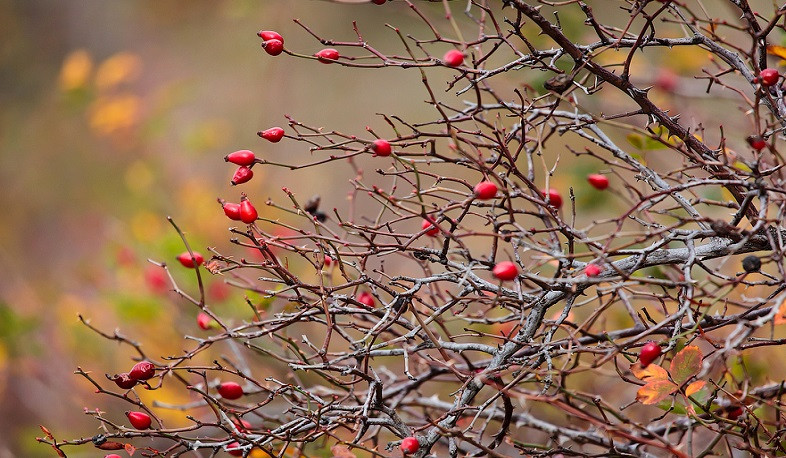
639, 341, 662, 368
323, 255, 333, 267
262, 39, 284, 56
259, 126, 285, 143
177, 251, 205, 268
760, 68, 779, 86
197, 312, 213, 330
225, 150, 256, 166
372, 139, 392, 156
422, 218, 439, 236
257, 30, 283, 44
144, 266, 167, 294
541, 188, 563, 208
239, 197, 258, 224
218, 381, 244, 400
231, 166, 254, 185
492, 261, 519, 281
112, 373, 137, 390
356, 291, 375, 308
443, 49, 464, 67
129, 361, 155, 381
400, 436, 420, 454
728, 406, 744, 420
587, 174, 609, 190
747, 135, 766, 151
585, 264, 602, 277
473, 181, 498, 200
654, 69, 678, 92
372, 0, 386, 4
315, 48, 340, 63
227, 442, 243, 457
208, 281, 230, 302
223, 202, 241, 221
126, 411, 152, 430
234, 418, 253, 431
105, 455, 123, 458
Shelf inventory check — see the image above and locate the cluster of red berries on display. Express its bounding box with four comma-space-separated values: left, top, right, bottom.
110, 360, 156, 390
258, 30, 284, 56
220, 193, 258, 224
221, 120, 282, 188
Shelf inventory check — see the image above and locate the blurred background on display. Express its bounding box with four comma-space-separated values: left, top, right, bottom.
0, 0, 775, 456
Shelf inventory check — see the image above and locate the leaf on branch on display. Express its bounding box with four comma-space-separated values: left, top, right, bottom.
773, 300, 786, 325
631, 362, 669, 381
733, 161, 752, 173
626, 133, 644, 149
685, 380, 706, 397
125, 443, 137, 456
766, 44, 786, 60
637, 379, 678, 405
670, 345, 703, 385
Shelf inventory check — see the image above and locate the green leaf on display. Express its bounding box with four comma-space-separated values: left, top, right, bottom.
655, 399, 687, 415
670, 345, 703, 385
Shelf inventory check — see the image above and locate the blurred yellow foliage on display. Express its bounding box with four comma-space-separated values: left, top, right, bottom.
58, 49, 93, 91
125, 160, 155, 194
131, 210, 163, 242
138, 384, 193, 426
177, 178, 221, 225
89, 94, 141, 135
96, 52, 142, 91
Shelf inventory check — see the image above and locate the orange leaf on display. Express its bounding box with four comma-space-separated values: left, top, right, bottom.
774, 300, 786, 325
637, 379, 678, 405
632, 362, 669, 381
670, 345, 702, 385
767, 45, 786, 60
125, 443, 137, 456
685, 380, 706, 397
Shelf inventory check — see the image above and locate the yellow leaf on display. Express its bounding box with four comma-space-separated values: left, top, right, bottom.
59, 49, 93, 91
96, 52, 142, 91
733, 161, 752, 173
632, 362, 669, 381
685, 380, 706, 397
767, 45, 786, 60
637, 379, 678, 405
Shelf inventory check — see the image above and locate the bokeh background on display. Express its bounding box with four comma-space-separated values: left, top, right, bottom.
0, 1, 777, 456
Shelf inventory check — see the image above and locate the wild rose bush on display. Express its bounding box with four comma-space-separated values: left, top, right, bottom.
40, 1, 786, 456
